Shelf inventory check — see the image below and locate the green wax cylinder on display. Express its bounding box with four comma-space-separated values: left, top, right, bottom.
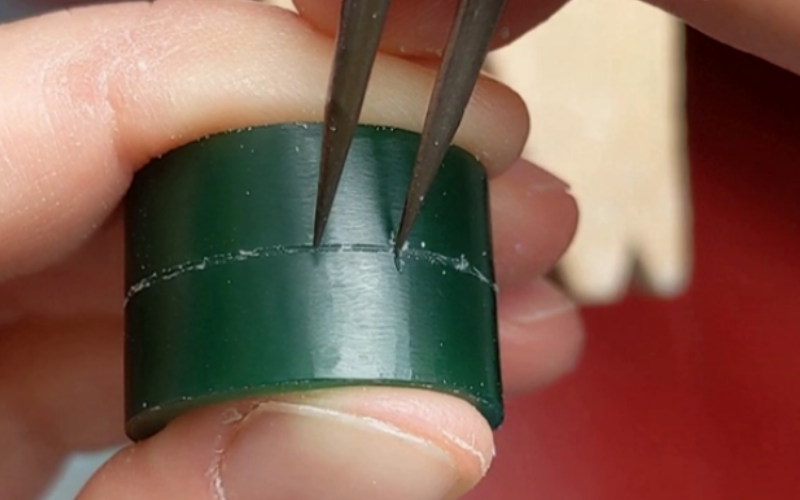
124, 123, 502, 441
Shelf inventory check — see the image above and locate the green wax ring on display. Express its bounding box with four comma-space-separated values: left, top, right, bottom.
124, 123, 503, 441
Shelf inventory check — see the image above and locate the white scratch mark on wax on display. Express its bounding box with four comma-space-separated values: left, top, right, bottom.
125, 244, 495, 305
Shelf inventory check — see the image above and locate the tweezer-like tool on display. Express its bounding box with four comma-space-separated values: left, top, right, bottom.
313, 0, 508, 253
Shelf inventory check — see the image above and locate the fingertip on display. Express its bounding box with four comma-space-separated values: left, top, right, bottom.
80, 388, 495, 500
491, 159, 579, 288
498, 279, 585, 394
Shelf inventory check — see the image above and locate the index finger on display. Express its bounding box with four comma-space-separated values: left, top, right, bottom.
292, 0, 570, 58
0, 0, 527, 280
648, 0, 800, 74
294, 0, 800, 75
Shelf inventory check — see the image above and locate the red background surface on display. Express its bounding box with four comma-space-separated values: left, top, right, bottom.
469, 28, 800, 500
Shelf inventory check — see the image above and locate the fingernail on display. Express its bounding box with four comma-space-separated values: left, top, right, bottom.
504, 158, 571, 193
500, 279, 577, 326
221, 401, 459, 500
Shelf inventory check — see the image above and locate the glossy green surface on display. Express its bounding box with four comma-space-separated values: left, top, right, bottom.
124, 124, 502, 441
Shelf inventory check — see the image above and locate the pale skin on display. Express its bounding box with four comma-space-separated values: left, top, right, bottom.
0, 0, 795, 499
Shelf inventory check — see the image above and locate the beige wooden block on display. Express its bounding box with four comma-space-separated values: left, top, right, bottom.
487, 0, 690, 304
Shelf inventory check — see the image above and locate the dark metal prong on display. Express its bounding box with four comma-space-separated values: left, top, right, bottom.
313, 0, 392, 247
394, 0, 507, 253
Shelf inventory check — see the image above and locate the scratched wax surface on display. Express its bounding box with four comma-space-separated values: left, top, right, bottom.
123, 124, 503, 441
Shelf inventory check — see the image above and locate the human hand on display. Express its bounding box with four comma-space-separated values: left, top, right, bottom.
296, 0, 799, 308
299, 0, 800, 75
647, 0, 800, 75
0, 1, 583, 499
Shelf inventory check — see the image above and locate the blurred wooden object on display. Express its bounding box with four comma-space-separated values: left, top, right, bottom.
488, 0, 690, 304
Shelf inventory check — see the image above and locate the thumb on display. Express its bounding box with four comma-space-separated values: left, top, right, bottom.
79, 388, 493, 500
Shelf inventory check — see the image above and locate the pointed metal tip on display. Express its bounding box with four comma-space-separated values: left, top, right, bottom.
392, 236, 404, 255
389, 0, 508, 259
393, 215, 414, 258
312, 202, 329, 248
393, 174, 425, 255
392, 219, 408, 273
393, 250, 404, 273
312, 0, 392, 250
312, 224, 324, 248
